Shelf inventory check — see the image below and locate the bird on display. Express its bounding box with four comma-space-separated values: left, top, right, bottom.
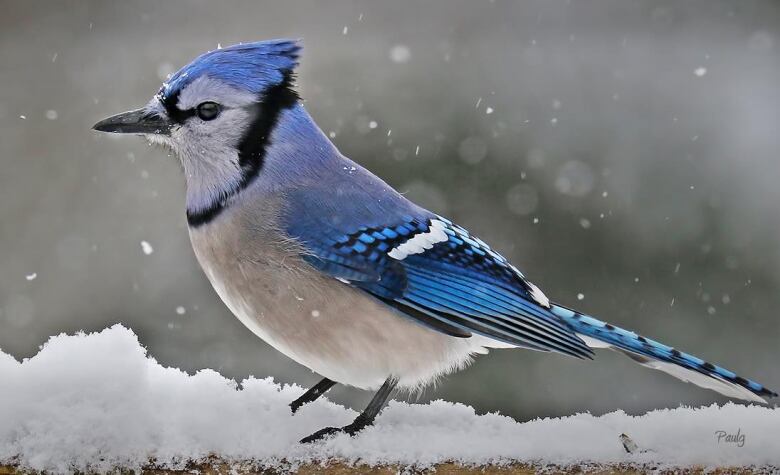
93, 39, 776, 443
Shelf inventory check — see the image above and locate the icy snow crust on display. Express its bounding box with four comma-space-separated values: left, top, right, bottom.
1, 325, 778, 473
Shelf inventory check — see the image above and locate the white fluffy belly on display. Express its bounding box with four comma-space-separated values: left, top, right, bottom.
190, 225, 483, 390
212, 266, 479, 389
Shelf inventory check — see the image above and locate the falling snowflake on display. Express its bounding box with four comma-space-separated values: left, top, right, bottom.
140, 241, 154, 255
389, 45, 411, 63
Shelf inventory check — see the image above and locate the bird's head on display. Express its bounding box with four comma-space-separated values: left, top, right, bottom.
93, 39, 301, 222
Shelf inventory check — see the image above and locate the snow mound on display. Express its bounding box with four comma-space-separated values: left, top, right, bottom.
0, 325, 777, 473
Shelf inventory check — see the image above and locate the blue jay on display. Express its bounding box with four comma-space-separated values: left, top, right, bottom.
94, 40, 776, 443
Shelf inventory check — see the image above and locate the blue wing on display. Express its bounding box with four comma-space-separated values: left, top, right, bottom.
283, 170, 592, 359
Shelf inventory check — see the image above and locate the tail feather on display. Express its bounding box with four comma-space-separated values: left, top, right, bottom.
551, 303, 777, 404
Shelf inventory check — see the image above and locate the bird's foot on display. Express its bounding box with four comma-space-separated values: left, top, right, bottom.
289, 399, 306, 414
300, 419, 367, 443
299, 426, 343, 443
299, 377, 393, 444
290, 378, 336, 414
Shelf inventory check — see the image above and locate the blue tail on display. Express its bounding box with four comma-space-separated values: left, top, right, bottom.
551, 303, 777, 403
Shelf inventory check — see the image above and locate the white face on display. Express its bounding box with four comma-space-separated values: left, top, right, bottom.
145, 76, 260, 216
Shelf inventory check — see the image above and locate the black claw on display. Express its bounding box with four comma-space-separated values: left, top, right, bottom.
300, 426, 343, 443
300, 421, 367, 444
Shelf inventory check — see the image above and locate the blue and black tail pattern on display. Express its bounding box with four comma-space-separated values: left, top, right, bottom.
551, 304, 777, 403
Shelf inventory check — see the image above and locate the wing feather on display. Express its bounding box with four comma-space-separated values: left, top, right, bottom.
290, 211, 592, 359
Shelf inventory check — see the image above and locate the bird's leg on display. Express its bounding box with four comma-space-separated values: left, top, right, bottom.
290, 377, 337, 414
300, 376, 398, 443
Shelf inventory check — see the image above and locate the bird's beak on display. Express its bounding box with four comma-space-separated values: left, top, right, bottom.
92, 108, 171, 135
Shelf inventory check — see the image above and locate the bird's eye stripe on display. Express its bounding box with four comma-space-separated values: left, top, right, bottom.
169, 108, 196, 123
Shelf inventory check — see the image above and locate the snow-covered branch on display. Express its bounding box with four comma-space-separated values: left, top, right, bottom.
1, 326, 777, 473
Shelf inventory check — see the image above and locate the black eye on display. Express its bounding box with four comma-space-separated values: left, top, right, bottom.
196, 102, 220, 121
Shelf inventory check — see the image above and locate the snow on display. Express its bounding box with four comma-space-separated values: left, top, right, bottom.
389, 45, 411, 63
1, 325, 778, 473
140, 240, 154, 255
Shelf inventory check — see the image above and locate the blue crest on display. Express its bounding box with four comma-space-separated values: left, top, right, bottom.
159, 39, 301, 100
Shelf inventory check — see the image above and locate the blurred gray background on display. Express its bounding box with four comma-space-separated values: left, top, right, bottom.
1, 0, 778, 420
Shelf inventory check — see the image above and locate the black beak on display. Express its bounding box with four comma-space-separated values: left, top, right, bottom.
92, 108, 171, 135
